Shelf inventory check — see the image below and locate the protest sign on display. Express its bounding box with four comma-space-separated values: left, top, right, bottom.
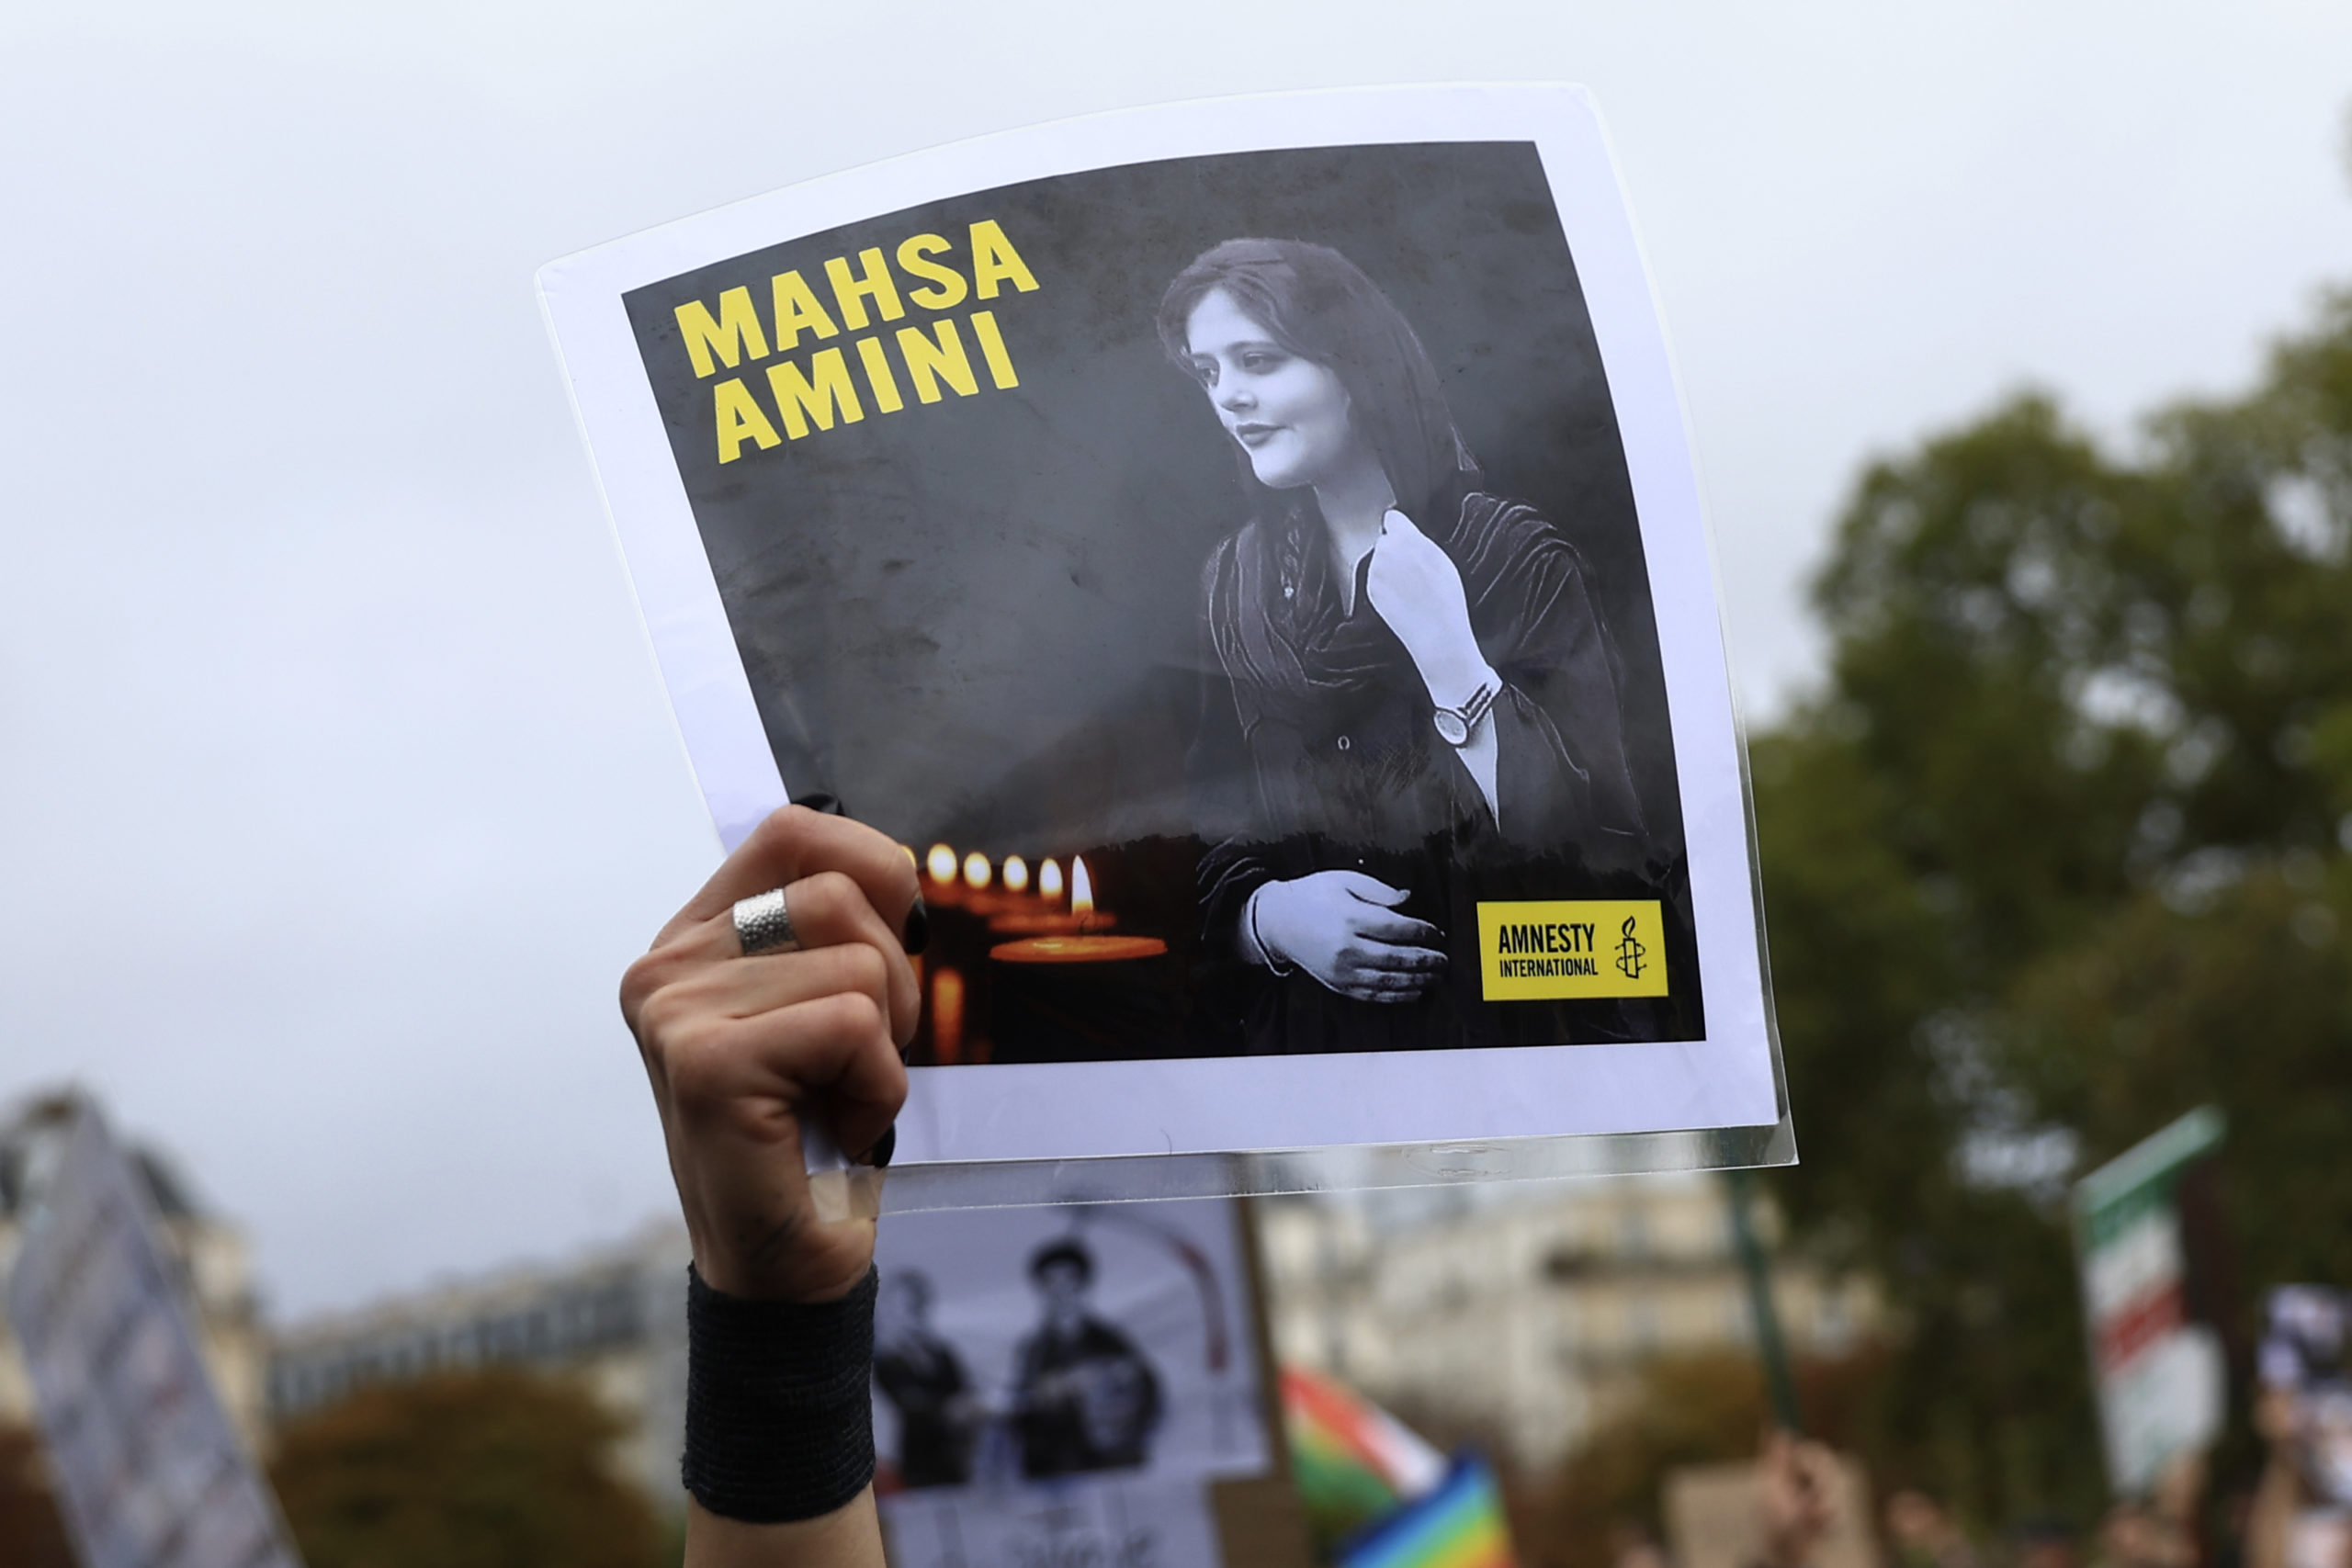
1662, 1455, 1876, 1568
868, 1197, 1285, 1567
541, 85, 1785, 1183
4, 1105, 302, 1568
882, 1477, 1223, 1568
2073, 1106, 2228, 1495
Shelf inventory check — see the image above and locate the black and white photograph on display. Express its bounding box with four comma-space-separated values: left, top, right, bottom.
543, 85, 1780, 1167
867, 1200, 1270, 1505
618, 140, 1693, 1060
872, 1236, 1177, 1491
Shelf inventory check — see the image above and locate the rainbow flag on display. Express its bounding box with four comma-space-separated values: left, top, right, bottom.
1283, 1366, 1447, 1533
1337, 1455, 1517, 1568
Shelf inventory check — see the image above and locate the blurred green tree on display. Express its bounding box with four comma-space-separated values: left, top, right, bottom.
268, 1368, 666, 1568
1749, 285, 2352, 1531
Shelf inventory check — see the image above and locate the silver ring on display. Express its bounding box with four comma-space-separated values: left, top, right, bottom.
732, 887, 798, 955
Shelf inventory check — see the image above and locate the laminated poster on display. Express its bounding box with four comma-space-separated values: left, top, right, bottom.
541, 85, 1786, 1177
867, 1199, 1268, 1566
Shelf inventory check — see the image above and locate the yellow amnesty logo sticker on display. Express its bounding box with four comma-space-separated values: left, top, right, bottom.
1476, 900, 1668, 1000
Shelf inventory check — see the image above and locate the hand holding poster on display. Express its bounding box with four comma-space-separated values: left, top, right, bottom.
541, 85, 1787, 1188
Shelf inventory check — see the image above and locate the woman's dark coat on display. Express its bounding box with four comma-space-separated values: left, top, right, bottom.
1191, 485, 1658, 1053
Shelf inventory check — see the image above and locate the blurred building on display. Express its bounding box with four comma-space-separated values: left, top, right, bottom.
1255, 1173, 1880, 1469
0, 1093, 273, 1458
266, 1223, 692, 1504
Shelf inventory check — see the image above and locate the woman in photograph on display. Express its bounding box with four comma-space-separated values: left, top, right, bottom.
873, 1270, 978, 1489
1164, 238, 1651, 1053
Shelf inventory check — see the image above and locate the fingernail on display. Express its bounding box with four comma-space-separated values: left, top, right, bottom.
901, 895, 930, 955
858, 1124, 897, 1169
793, 791, 845, 816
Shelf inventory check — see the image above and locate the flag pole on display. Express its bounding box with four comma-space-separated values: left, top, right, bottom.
1725, 1168, 1804, 1433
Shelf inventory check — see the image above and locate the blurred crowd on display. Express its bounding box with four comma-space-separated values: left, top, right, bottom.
1593, 1401, 2348, 1568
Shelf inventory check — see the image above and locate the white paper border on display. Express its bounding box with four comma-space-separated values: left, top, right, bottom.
540, 83, 1781, 1167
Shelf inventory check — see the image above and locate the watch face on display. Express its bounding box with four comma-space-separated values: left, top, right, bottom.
1434, 710, 1469, 747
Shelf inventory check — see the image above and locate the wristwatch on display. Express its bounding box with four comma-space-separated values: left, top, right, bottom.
1431, 672, 1498, 747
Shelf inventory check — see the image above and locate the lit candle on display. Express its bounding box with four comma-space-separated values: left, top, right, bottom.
929, 967, 966, 1066
963, 852, 992, 891
922, 843, 964, 906
989, 857, 1174, 1057
991, 934, 1168, 964
988, 848, 1110, 935
989, 855, 1166, 963
1002, 855, 1030, 894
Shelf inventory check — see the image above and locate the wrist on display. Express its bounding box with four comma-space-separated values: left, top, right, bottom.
1244, 886, 1296, 975
684, 1264, 878, 1523
1426, 658, 1497, 709
1430, 665, 1500, 748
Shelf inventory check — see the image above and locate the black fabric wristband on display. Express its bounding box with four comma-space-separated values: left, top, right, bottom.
682, 1264, 877, 1523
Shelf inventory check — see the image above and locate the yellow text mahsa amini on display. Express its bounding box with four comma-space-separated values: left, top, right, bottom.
669, 220, 1041, 464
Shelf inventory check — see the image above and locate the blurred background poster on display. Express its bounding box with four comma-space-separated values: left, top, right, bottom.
871, 1198, 1287, 1566
883, 1479, 1227, 1568
2073, 1106, 2230, 1495
1662, 1454, 1875, 1568
4, 1102, 301, 1568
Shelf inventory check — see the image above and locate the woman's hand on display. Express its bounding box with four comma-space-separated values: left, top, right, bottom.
1250, 871, 1446, 1002
1364, 510, 1487, 702
620, 804, 922, 1306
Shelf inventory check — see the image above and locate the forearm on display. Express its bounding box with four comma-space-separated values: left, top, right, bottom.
2245, 1451, 2299, 1568
687, 1492, 886, 1568
1401, 645, 1504, 824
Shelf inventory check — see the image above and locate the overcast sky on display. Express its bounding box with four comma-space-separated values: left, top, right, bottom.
3, 0, 2347, 1320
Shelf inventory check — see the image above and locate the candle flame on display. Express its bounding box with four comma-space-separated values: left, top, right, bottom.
926, 843, 957, 884
963, 852, 992, 891
1038, 858, 1064, 902
1070, 855, 1094, 918
1002, 855, 1029, 893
